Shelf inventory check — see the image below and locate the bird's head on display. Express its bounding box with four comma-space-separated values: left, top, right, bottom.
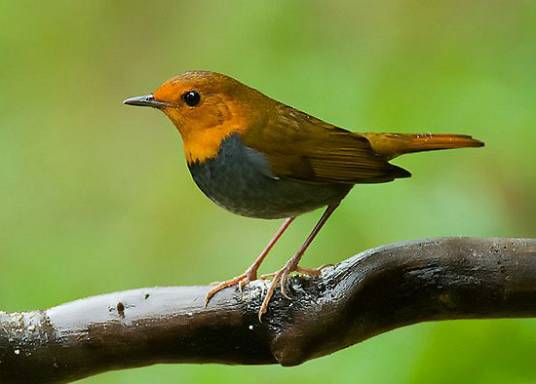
124, 71, 269, 164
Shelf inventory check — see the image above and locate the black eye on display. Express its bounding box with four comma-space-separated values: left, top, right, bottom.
182, 90, 201, 107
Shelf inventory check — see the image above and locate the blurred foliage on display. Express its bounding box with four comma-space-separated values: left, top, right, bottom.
1, 1, 535, 383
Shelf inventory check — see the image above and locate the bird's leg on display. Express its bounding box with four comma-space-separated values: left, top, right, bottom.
258, 203, 340, 320
204, 217, 295, 305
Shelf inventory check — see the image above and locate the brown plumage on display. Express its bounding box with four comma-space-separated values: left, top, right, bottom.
241, 105, 411, 183
362, 132, 483, 159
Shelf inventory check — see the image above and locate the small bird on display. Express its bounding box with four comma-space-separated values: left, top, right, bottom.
124, 71, 483, 319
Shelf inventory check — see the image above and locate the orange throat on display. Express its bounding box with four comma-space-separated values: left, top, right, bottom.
162, 108, 248, 165
182, 127, 240, 164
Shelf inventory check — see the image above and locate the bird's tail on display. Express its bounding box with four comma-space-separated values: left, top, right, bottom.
361, 132, 484, 159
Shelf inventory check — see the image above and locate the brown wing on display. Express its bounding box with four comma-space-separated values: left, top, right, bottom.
240, 104, 410, 184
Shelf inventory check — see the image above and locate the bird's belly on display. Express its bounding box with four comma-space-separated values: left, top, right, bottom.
188, 136, 350, 219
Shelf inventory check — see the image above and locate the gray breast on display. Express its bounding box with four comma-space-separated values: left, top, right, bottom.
188, 135, 351, 219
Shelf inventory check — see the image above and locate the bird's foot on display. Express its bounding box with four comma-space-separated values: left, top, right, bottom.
258, 263, 327, 321
205, 268, 257, 306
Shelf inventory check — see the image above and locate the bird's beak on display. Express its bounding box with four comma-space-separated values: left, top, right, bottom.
123, 94, 170, 108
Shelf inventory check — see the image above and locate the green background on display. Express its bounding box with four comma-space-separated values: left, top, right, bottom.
1, 1, 535, 383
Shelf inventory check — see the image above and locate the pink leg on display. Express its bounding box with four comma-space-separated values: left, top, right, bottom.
258, 203, 340, 320
205, 217, 295, 305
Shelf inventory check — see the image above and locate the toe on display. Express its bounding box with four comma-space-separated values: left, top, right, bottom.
279, 270, 292, 299
295, 265, 322, 277
258, 270, 283, 321
205, 273, 252, 305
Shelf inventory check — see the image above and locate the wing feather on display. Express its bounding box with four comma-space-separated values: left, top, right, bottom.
240, 104, 410, 184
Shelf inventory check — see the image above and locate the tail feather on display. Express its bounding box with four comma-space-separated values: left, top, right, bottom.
362, 132, 484, 159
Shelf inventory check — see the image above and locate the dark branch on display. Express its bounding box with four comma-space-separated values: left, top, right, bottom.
1, 237, 535, 383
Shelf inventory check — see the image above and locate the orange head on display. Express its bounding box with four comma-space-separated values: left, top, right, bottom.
123, 71, 270, 164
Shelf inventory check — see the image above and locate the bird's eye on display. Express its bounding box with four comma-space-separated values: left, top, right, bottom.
182, 90, 201, 107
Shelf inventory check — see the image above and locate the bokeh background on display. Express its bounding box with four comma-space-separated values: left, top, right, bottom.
1, 1, 535, 383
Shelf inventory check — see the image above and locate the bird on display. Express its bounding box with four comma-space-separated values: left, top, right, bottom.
123, 70, 484, 320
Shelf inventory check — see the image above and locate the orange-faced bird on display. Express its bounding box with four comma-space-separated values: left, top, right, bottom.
124, 71, 483, 319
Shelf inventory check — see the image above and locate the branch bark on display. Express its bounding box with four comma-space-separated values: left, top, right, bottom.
1, 237, 535, 383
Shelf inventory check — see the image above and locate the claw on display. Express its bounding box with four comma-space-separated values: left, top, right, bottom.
205, 262, 326, 320
258, 269, 284, 322
257, 263, 326, 320
238, 276, 252, 294
205, 272, 255, 306
279, 269, 292, 299
258, 264, 293, 320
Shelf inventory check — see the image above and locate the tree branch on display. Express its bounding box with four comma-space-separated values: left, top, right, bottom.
1, 237, 535, 383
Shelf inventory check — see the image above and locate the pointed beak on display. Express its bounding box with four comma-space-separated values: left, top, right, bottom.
123, 94, 170, 108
